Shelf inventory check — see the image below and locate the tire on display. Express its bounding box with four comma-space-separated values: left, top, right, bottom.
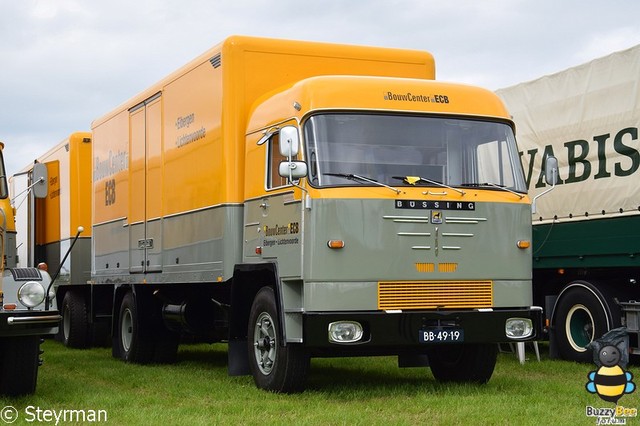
427, 343, 497, 384
554, 285, 611, 362
0, 336, 41, 396
115, 292, 155, 363
61, 291, 90, 348
248, 287, 309, 393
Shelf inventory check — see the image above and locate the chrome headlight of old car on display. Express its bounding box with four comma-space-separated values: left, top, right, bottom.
17, 281, 46, 308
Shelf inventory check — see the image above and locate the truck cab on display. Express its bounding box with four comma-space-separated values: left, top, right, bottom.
236, 75, 542, 391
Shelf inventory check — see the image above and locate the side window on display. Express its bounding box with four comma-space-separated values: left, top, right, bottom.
267, 133, 295, 189
267, 133, 283, 188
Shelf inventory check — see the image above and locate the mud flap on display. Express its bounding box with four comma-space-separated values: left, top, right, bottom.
228, 339, 250, 376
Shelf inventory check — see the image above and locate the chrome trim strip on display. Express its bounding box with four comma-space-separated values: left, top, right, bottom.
383, 215, 429, 221
446, 216, 487, 223
7, 315, 62, 325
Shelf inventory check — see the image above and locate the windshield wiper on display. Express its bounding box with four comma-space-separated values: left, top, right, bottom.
461, 182, 525, 199
391, 176, 465, 196
325, 173, 401, 194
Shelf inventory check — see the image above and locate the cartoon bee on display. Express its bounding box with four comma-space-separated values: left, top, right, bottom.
586, 344, 636, 403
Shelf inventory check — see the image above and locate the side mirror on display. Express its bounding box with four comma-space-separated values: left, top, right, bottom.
544, 156, 558, 186
279, 126, 299, 158
279, 161, 308, 180
32, 163, 48, 199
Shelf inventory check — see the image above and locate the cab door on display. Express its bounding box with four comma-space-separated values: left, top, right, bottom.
243, 125, 303, 278
129, 93, 163, 274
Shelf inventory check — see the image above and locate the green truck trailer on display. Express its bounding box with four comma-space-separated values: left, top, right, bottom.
497, 45, 640, 362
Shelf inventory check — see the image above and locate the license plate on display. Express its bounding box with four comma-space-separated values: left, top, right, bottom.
419, 328, 464, 343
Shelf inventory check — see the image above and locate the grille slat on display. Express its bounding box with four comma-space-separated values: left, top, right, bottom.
378, 280, 492, 310
9, 267, 43, 281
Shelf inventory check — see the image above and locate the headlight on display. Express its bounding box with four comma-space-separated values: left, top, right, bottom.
505, 318, 534, 339
328, 321, 363, 344
18, 281, 46, 308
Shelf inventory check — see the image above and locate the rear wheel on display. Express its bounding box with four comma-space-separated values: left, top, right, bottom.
61, 291, 90, 348
427, 343, 497, 384
554, 285, 611, 362
115, 292, 155, 363
248, 287, 308, 393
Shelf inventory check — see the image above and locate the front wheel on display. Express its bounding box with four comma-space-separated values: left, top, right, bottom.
0, 336, 41, 396
248, 287, 309, 393
427, 343, 497, 384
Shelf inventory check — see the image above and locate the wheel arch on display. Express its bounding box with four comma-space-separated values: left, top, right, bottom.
550, 280, 614, 331
56, 284, 91, 313
230, 263, 282, 344
227, 263, 283, 377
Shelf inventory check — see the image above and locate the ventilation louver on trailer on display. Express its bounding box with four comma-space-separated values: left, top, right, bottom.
209, 53, 222, 68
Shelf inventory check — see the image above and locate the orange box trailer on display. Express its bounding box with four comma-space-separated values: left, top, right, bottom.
14, 132, 92, 281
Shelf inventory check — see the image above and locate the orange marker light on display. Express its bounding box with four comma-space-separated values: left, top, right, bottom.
327, 240, 345, 249
516, 240, 531, 249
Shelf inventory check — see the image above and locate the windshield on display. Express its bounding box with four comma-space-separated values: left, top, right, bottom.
304, 113, 527, 193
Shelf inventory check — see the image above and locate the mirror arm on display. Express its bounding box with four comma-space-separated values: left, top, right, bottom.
532, 156, 559, 215
532, 180, 556, 215
10, 177, 45, 206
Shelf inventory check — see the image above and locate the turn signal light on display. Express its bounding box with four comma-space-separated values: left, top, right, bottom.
516, 240, 531, 249
327, 240, 345, 249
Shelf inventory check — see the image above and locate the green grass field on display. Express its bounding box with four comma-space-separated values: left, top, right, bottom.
0, 340, 637, 425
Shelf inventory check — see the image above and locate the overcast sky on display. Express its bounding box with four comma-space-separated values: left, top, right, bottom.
2, 0, 640, 177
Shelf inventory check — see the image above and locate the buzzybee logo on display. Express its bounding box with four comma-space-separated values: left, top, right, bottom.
584, 328, 637, 424
586, 344, 635, 403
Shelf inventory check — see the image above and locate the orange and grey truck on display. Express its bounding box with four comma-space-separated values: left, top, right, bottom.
497, 44, 640, 362
17, 36, 542, 392
0, 143, 60, 395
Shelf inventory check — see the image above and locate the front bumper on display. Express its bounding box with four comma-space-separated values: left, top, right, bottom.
303, 307, 543, 354
0, 310, 61, 337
